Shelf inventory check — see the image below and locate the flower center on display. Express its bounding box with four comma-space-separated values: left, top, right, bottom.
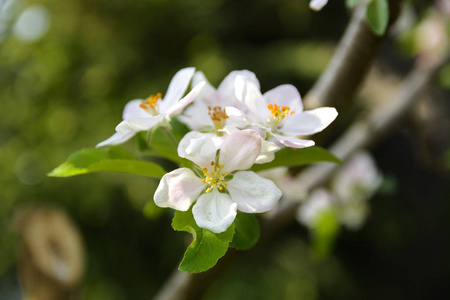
267, 104, 294, 121
140, 93, 162, 116
202, 161, 228, 193
208, 106, 229, 132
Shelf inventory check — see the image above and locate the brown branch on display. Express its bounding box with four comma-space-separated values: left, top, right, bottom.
303, 0, 401, 111
262, 60, 445, 235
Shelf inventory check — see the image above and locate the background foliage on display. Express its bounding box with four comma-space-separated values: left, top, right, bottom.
0, 0, 449, 299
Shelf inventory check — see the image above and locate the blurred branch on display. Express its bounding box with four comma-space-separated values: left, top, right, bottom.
303, 0, 401, 111
262, 55, 448, 237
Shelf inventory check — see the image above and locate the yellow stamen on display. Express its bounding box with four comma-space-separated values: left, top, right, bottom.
208, 106, 229, 132
267, 103, 294, 121
140, 93, 162, 115
203, 160, 228, 193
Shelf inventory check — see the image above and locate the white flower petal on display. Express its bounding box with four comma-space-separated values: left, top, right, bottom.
280, 107, 338, 136
154, 168, 205, 211
192, 71, 216, 99
309, 0, 329, 11
255, 139, 280, 164
161, 67, 195, 110
192, 189, 237, 233
178, 132, 219, 169
164, 81, 205, 117
219, 130, 261, 172
243, 81, 268, 124
178, 101, 213, 130
263, 84, 303, 113
225, 106, 251, 126
227, 171, 282, 213
218, 70, 260, 101
273, 133, 315, 148
122, 99, 150, 119
96, 131, 136, 147
115, 116, 163, 133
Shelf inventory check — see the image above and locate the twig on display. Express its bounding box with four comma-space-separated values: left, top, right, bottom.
262, 59, 446, 237
303, 1, 401, 111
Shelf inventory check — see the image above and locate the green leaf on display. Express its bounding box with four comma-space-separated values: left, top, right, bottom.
230, 213, 260, 250
366, 0, 389, 36
251, 146, 341, 172
49, 147, 166, 178
172, 210, 235, 273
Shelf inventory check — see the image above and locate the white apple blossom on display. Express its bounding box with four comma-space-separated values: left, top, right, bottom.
296, 152, 382, 230
178, 71, 280, 164
296, 188, 335, 228
154, 130, 282, 233
226, 80, 338, 148
96, 67, 204, 147
332, 152, 382, 229
179, 70, 259, 132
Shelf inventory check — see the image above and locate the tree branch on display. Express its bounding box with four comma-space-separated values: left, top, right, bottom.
303, 1, 401, 111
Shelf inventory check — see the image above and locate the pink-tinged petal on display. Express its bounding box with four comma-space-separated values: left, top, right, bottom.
192, 189, 237, 233
164, 81, 205, 118
255, 139, 280, 164
243, 81, 268, 124
161, 67, 195, 109
273, 133, 315, 148
122, 99, 150, 120
219, 130, 261, 172
96, 131, 136, 147
115, 115, 163, 133
154, 168, 205, 211
192, 71, 216, 99
263, 84, 303, 113
218, 70, 260, 102
309, 0, 329, 11
178, 132, 219, 169
227, 171, 282, 213
279, 107, 338, 136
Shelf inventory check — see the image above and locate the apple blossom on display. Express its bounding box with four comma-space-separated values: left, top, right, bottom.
296, 188, 335, 228
226, 80, 338, 148
178, 70, 280, 164
296, 152, 381, 230
154, 130, 282, 233
332, 152, 382, 229
96, 67, 204, 147
179, 70, 259, 133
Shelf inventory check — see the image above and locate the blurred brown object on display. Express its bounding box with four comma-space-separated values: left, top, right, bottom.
13, 207, 85, 300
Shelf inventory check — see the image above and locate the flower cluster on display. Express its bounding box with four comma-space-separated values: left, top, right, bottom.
97, 68, 338, 233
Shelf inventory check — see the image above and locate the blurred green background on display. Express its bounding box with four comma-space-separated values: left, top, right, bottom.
1, 0, 450, 299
